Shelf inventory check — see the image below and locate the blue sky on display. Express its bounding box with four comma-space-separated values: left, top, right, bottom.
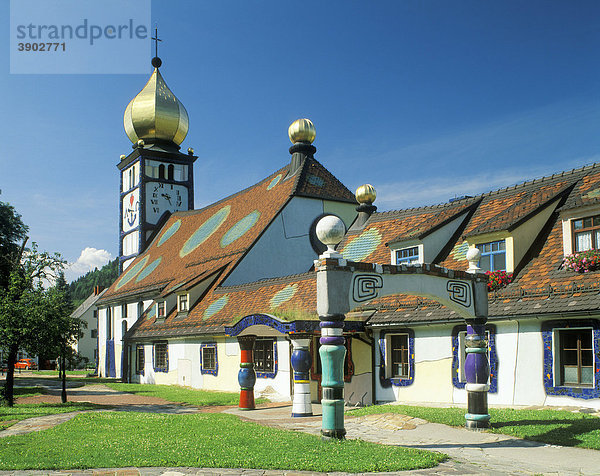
1, 1, 599, 281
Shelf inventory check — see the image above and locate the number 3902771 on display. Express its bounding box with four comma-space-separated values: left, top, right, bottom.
18, 42, 66, 52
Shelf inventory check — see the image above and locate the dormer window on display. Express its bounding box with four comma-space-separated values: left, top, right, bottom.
476, 240, 506, 272
178, 294, 188, 313
572, 215, 600, 252
395, 246, 419, 265
157, 301, 166, 319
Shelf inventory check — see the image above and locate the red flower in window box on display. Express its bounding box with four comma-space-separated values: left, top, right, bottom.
563, 250, 600, 273
485, 270, 512, 291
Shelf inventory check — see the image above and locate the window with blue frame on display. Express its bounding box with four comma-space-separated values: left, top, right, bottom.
395, 246, 419, 265
153, 342, 168, 372
200, 343, 218, 376
476, 240, 506, 272
452, 325, 498, 393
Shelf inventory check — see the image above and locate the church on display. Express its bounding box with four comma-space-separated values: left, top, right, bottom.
97, 55, 600, 411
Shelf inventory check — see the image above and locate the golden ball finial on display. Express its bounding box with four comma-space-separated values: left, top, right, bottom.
288, 118, 316, 144
187, 147, 194, 155
356, 184, 377, 204
136, 139, 145, 148
119, 154, 126, 161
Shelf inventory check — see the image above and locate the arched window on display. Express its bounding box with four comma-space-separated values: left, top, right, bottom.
158, 164, 166, 179
168, 164, 174, 181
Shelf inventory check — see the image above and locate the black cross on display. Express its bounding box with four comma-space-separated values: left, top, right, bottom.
151, 26, 162, 58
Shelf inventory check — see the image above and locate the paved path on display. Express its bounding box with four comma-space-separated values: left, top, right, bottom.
1, 382, 599, 475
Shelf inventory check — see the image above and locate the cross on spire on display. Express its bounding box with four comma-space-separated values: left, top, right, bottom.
151, 26, 162, 59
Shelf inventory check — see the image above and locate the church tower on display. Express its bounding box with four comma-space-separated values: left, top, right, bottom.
118, 55, 196, 272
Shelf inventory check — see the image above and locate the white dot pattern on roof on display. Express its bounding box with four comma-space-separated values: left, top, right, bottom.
267, 174, 282, 190
157, 220, 181, 247
270, 284, 298, 308
115, 256, 149, 290
341, 228, 382, 262
203, 295, 229, 320
180, 206, 231, 258
220, 210, 261, 248
135, 257, 162, 283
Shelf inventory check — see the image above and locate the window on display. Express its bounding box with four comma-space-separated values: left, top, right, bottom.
93, 310, 98, 318
380, 330, 413, 386
312, 336, 354, 382
158, 164, 166, 180
106, 307, 113, 340
572, 215, 600, 252
457, 330, 491, 384
136, 345, 145, 375
254, 338, 275, 373
121, 320, 128, 338
178, 294, 188, 313
121, 304, 128, 318
157, 301, 166, 319
91, 329, 97, 339
476, 240, 505, 272
201, 343, 218, 375
153, 342, 168, 372
395, 247, 419, 265
168, 164, 174, 181
559, 329, 593, 386
390, 334, 409, 378
138, 301, 144, 317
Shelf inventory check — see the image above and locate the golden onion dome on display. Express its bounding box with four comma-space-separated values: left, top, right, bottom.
356, 184, 377, 204
288, 118, 316, 144
123, 67, 189, 146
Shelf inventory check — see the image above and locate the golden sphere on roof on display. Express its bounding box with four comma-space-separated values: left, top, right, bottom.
124, 68, 189, 146
136, 139, 145, 148
356, 184, 377, 204
119, 154, 126, 160
288, 118, 316, 144
187, 147, 194, 155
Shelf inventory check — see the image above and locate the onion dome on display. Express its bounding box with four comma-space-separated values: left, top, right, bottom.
288, 118, 316, 144
355, 184, 377, 205
123, 62, 189, 146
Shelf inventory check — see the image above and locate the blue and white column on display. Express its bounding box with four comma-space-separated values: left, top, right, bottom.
465, 248, 490, 429
290, 335, 313, 417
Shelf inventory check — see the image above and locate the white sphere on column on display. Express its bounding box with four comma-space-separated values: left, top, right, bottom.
316, 215, 346, 249
466, 247, 482, 272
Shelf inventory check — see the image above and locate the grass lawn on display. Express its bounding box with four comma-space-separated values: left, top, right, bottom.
0, 403, 101, 431
32, 370, 90, 376
350, 404, 600, 450
0, 412, 446, 471
104, 382, 265, 406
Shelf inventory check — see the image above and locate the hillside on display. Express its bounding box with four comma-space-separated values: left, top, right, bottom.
69, 258, 119, 307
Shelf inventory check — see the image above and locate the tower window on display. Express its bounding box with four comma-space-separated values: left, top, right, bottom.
168, 164, 174, 180
159, 164, 166, 180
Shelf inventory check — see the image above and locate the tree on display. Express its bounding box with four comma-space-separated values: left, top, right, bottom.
0, 201, 77, 406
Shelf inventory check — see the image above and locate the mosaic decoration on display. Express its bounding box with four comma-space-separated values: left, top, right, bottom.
135, 257, 162, 283
542, 319, 600, 399
200, 343, 218, 376
203, 295, 229, 320
267, 174, 282, 190
583, 188, 600, 200
378, 330, 415, 387
157, 220, 181, 247
115, 256, 149, 290
270, 284, 298, 308
220, 210, 261, 248
307, 174, 325, 187
180, 206, 231, 257
226, 314, 295, 336
451, 325, 498, 393
451, 241, 469, 261
341, 228, 382, 262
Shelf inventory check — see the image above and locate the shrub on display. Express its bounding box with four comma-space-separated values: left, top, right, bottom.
486, 270, 512, 291
563, 249, 600, 273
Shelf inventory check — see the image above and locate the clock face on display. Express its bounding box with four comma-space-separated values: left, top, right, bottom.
145, 182, 189, 224
122, 189, 140, 232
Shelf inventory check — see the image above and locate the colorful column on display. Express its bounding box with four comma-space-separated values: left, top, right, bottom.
290, 335, 313, 417
464, 322, 490, 429
237, 335, 256, 410
465, 247, 490, 429
319, 318, 346, 439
